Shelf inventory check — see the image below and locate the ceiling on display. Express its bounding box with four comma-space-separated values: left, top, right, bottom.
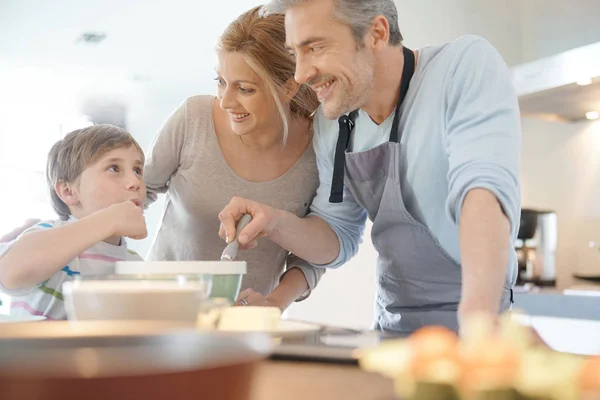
0, 0, 263, 98
519, 79, 600, 123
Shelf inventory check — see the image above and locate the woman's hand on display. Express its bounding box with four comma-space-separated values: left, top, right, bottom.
235, 288, 282, 311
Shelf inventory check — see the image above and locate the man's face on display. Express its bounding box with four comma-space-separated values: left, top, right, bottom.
285, 0, 375, 119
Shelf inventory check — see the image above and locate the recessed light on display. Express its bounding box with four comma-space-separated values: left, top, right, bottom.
576, 77, 593, 86
130, 74, 151, 82
585, 111, 599, 120
76, 32, 107, 45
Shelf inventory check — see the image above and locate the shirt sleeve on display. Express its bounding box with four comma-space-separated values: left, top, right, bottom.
444, 36, 521, 239
0, 221, 57, 296
282, 253, 326, 302
126, 248, 144, 261
143, 98, 190, 207
306, 110, 368, 269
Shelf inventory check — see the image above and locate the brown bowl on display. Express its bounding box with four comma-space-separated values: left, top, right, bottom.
0, 320, 272, 400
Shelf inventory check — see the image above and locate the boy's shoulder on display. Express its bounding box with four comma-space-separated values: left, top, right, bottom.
19, 218, 71, 236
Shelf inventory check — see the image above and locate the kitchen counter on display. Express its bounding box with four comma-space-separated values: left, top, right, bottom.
514, 291, 600, 320
251, 314, 600, 399
251, 360, 394, 400
516, 315, 600, 355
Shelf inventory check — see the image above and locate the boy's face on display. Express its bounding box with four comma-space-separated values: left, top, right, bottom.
64, 145, 145, 219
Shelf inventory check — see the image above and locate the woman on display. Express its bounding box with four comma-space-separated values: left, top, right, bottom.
143, 6, 323, 310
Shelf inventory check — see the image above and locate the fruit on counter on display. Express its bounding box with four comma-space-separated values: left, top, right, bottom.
408, 326, 462, 384
411, 382, 461, 400
460, 335, 520, 395
579, 356, 600, 398
515, 348, 583, 400
358, 312, 597, 400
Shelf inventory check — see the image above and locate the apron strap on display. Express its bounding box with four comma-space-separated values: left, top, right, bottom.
328, 46, 415, 204
329, 110, 358, 203
389, 46, 415, 143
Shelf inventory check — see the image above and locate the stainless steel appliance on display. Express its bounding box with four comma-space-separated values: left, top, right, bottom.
515, 208, 558, 287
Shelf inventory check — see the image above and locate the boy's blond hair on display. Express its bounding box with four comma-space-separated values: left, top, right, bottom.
46, 124, 144, 220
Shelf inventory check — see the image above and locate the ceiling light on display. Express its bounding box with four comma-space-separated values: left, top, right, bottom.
76, 32, 107, 45
130, 74, 151, 82
585, 111, 599, 120
576, 77, 593, 86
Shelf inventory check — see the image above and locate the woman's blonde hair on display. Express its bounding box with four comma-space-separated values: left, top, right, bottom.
216, 6, 318, 141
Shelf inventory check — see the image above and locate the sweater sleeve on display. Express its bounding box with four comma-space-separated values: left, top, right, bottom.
444, 36, 522, 239
143, 99, 190, 207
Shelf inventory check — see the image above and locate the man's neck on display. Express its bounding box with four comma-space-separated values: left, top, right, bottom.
362, 46, 414, 125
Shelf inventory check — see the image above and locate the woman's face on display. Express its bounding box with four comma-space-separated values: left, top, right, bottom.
215, 50, 283, 138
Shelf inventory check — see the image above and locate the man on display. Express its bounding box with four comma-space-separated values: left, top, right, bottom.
219, 0, 521, 334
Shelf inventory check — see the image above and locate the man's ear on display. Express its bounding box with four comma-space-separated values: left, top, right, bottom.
281, 78, 300, 102
55, 180, 79, 207
368, 14, 390, 51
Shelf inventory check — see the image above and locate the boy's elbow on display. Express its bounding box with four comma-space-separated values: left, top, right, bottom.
0, 261, 24, 290
0, 249, 35, 291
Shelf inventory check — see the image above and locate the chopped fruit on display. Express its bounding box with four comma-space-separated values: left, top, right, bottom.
409, 381, 460, 400
408, 326, 462, 384
358, 339, 412, 379
460, 335, 520, 393
579, 356, 600, 394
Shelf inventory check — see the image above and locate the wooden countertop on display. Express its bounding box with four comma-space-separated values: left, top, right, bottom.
251, 360, 395, 400
250, 314, 600, 400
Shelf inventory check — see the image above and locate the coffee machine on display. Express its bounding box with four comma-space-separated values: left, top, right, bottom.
515, 208, 558, 287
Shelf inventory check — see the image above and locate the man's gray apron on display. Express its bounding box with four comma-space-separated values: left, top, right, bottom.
329, 47, 512, 335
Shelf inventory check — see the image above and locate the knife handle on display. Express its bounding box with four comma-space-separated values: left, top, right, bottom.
221, 214, 253, 261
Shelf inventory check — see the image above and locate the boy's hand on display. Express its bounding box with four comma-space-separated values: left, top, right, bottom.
106, 200, 147, 240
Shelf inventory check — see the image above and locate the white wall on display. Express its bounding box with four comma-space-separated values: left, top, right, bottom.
396, 0, 523, 66
516, 0, 600, 289
520, 119, 600, 289
520, 0, 600, 62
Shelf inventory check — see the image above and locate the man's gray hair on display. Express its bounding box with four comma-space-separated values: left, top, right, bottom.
262, 0, 403, 46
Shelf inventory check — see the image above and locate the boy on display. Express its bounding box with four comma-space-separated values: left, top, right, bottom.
0, 124, 147, 320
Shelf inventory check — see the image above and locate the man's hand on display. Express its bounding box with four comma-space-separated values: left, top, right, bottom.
218, 196, 340, 265
218, 196, 283, 249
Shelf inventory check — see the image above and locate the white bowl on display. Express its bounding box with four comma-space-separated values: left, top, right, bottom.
63, 280, 208, 323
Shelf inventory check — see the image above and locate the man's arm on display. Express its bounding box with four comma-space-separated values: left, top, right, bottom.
459, 189, 511, 319
444, 36, 521, 325
219, 109, 367, 268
